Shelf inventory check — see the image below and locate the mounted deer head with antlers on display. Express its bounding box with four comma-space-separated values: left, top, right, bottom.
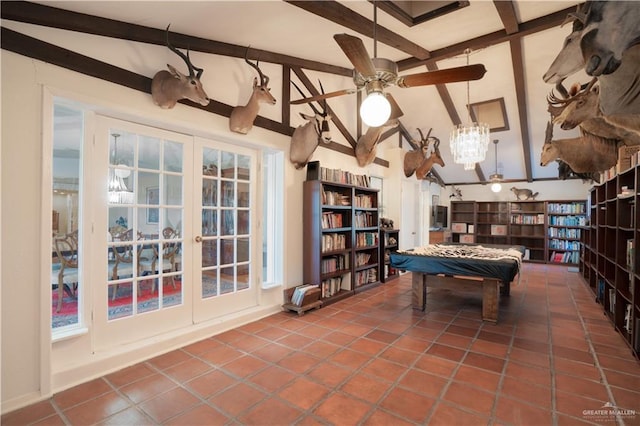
289, 80, 333, 169
403, 128, 433, 177
151, 25, 210, 109
415, 137, 444, 179
229, 47, 277, 134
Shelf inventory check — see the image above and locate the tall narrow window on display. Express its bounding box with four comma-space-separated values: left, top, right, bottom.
51, 102, 84, 330
262, 151, 284, 287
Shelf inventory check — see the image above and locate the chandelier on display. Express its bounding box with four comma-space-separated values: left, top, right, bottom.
450, 48, 490, 170
490, 139, 503, 193
108, 133, 134, 204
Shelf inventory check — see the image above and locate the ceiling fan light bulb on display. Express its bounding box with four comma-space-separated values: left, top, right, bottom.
360, 92, 391, 127
491, 182, 502, 193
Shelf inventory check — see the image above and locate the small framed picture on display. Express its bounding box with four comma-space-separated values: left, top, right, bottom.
146, 187, 159, 224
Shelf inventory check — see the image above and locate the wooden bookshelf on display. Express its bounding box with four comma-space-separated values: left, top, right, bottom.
509, 200, 546, 263
303, 175, 380, 306
380, 229, 399, 282
547, 201, 587, 265
475, 201, 509, 245
450, 201, 475, 243
580, 162, 639, 359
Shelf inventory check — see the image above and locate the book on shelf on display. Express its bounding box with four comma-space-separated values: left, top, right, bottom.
608, 289, 615, 313
635, 319, 640, 353
597, 279, 605, 303
624, 304, 632, 334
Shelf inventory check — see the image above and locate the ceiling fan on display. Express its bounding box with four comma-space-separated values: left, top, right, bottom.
290, 4, 487, 127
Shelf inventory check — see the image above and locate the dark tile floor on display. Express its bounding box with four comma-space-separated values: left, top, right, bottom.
3, 264, 640, 425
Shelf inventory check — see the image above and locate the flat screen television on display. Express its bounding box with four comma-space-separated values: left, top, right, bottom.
431, 205, 448, 229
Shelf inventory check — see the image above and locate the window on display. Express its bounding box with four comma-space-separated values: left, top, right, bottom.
262, 150, 284, 288
51, 101, 84, 331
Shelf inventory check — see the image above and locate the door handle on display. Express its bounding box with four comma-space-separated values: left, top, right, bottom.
194, 236, 203, 243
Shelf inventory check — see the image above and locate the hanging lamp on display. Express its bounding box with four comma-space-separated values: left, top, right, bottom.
490, 139, 503, 193
449, 48, 490, 170
359, 1, 391, 127
108, 133, 134, 204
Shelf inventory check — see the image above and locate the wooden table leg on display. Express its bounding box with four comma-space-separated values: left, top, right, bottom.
412, 272, 427, 311
482, 278, 500, 323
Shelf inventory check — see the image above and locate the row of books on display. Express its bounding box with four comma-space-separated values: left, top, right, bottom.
354, 268, 377, 287
548, 215, 587, 226
355, 252, 371, 267
354, 194, 375, 208
321, 212, 345, 229
548, 227, 581, 239
290, 285, 319, 306
547, 203, 586, 214
549, 250, 579, 264
321, 233, 347, 253
510, 214, 545, 224
549, 239, 580, 250
321, 273, 350, 298
354, 211, 376, 227
355, 232, 378, 247
319, 166, 370, 187
322, 189, 350, 206
321, 254, 349, 274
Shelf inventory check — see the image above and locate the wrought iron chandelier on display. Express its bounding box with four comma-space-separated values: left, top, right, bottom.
108, 133, 134, 204
449, 49, 490, 170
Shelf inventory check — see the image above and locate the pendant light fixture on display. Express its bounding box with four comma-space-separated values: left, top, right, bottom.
360, 1, 391, 127
108, 133, 134, 204
490, 139, 503, 193
449, 48, 490, 170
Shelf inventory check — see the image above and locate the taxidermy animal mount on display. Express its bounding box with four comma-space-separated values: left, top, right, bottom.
289, 80, 333, 169
229, 47, 277, 134
511, 187, 539, 200
450, 186, 462, 201
151, 25, 210, 109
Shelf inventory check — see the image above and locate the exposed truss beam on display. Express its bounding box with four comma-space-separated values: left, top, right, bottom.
285, 0, 431, 60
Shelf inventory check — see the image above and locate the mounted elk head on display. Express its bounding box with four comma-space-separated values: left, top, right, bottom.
289, 80, 333, 169
404, 128, 433, 177
548, 79, 598, 130
151, 25, 210, 109
415, 137, 444, 179
229, 47, 277, 134
540, 120, 619, 173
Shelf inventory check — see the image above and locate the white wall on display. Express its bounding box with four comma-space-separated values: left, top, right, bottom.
0, 23, 397, 412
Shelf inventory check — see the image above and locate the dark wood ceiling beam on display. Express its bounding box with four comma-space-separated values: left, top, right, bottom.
1, 27, 297, 133
493, 1, 519, 35
284, 0, 431, 60
397, 6, 577, 71
510, 39, 533, 181
1, 0, 352, 77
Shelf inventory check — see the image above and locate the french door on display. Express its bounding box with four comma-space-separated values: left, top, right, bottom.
92, 118, 258, 349
192, 137, 258, 323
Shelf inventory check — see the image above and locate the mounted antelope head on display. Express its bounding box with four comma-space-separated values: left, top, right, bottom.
289, 80, 333, 169
355, 94, 403, 167
403, 128, 433, 177
415, 137, 444, 179
151, 25, 210, 109
229, 47, 277, 134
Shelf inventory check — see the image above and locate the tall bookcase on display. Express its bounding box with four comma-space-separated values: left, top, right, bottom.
303, 178, 380, 306
581, 164, 638, 358
449, 199, 586, 265
450, 201, 475, 243
547, 201, 587, 264
380, 229, 400, 282
475, 201, 509, 245
509, 201, 546, 263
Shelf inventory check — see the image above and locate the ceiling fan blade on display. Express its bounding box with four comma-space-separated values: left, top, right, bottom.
290, 88, 357, 105
334, 34, 377, 78
397, 64, 487, 88
386, 94, 404, 119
